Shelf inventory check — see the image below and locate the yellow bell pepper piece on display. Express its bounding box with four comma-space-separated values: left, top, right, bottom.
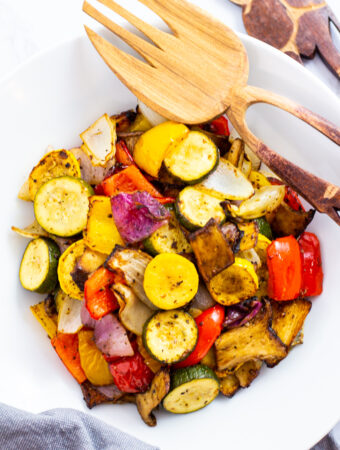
78, 330, 114, 386
133, 122, 189, 177
30, 301, 57, 339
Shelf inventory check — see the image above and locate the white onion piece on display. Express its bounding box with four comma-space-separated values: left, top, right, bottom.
232, 185, 286, 220
138, 100, 167, 127
94, 314, 134, 358
238, 248, 262, 271
57, 294, 83, 334
200, 158, 254, 200
70, 147, 115, 185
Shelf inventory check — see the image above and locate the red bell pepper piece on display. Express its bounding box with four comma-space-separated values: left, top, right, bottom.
102, 164, 175, 204
84, 267, 119, 320
115, 140, 135, 167
174, 305, 225, 368
109, 343, 154, 393
51, 333, 87, 384
267, 236, 302, 301
209, 116, 230, 136
299, 232, 323, 297
269, 178, 305, 212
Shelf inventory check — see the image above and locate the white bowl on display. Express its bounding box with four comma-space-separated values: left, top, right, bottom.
0, 18, 339, 450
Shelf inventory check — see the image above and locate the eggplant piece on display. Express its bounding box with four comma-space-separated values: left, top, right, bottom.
235, 360, 262, 388
218, 374, 240, 397
215, 299, 287, 371
266, 203, 315, 238
220, 222, 241, 252
189, 219, 234, 282
136, 368, 170, 427
80, 381, 124, 409
117, 131, 144, 154
271, 299, 311, 348
44, 293, 57, 318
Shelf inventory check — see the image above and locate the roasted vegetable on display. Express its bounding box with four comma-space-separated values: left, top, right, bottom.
28, 150, 81, 200
113, 283, 154, 336
12, 220, 49, 240
223, 299, 262, 329
215, 300, 287, 371
219, 374, 240, 397
20, 238, 60, 293
80, 380, 124, 409
189, 219, 234, 282
249, 171, 271, 190
78, 329, 114, 386
143, 310, 198, 364
238, 248, 261, 271
30, 301, 57, 339
227, 138, 244, 167
237, 221, 259, 251
105, 246, 156, 310
57, 291, 83, 334
136, 368, 170, 426
163, 365, 220, 413
267, 236, 302, 301
235, 359, 262, 388
164, 131, 219, 184
111, 192, 170, 244
136, 336, 163, 374
207, 257, 258, 306
83, 196, 124, 254
94, 313, 133, 359
220, 222, 241, 251
266, 203, 315, 238
228, 185, 285, 220
71, 247, 107, 291
175, 305, 225, 368
143, 254, 199, 309
175, 186, 226, 231
70, 147, 115, 186
299, 232, 323, 297
58, 240, 87, 300
143, 209, 192, 255
133, 121, 189, 177
51, 333, 86, 384
254, 217, 272, 240
84, 267, 119, 320
34, 177, 93, 237
111, 109, 137, 132
80, 113, 116, 166
200, 158, 254, 201
271, 299, 311, 347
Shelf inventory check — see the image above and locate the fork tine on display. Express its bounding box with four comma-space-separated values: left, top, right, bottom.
83, 1, 163, 66
94, 0, 175, 49
84, 26, 161, 95
136, 0, 181, 35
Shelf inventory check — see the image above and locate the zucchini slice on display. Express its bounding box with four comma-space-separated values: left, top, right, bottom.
163, 365, 219, 414
58, 240, 87, 300
19, 238, 60, 293
176, 186, 226, 231
34, 176, 93, 237
143, 310, 198, 364
143, 254, 199, 310
207, 257, 258, 306
143, 211, 192, 255
28, 150, 81, 200
164, 131, 219, 184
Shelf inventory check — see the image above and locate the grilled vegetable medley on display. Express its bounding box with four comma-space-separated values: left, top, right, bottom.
14, 105, 324, 426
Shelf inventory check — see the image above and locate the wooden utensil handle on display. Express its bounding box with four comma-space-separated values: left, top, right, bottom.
228, 85, 340, 226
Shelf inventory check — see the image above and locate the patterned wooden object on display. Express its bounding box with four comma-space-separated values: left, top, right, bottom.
230, 0, 340, 78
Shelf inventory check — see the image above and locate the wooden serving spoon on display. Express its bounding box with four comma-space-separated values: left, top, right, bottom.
83, 0, 340, 225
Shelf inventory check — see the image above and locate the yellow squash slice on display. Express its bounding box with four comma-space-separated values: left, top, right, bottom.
30, 301, 57, 339
78, 330, 114, 386
207, 257, 258, 306
133, 122, 189, 177
58, 240, 87, 300
83, 196, 124, 254
28, 150, 81, 200
249, 171, 271, 190
143, 254, 199, 309
80, 113, 116, 167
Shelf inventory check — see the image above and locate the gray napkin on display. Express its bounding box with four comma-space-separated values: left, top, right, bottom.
0, 403, 158, 450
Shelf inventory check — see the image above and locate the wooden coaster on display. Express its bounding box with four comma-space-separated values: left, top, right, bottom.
230, 0, 340, 78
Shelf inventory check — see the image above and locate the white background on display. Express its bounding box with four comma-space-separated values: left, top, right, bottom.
0, 0, 339, 446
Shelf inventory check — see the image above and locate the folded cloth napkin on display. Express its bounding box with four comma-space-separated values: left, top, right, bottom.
0, 403, 158, 450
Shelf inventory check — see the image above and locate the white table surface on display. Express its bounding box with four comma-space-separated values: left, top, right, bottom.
0, 0, 339, 447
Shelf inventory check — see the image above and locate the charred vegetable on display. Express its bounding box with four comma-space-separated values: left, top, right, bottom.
267, 203, 315, 238
58, 240, 87, 300
215, 300, 287, 371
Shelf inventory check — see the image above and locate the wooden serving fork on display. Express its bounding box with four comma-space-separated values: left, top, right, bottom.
83, 0, 340, 225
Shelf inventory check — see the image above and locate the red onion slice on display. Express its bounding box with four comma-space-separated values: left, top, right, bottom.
94, 314, 134, 358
